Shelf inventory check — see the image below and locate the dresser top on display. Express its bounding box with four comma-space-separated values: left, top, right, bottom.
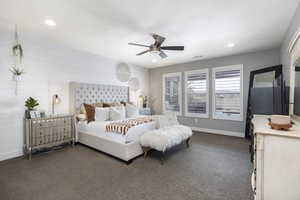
252, 115, 300, 139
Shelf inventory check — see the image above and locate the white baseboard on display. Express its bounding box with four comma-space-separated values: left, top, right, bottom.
190, 126, 244, 138
0, 150, 23, 162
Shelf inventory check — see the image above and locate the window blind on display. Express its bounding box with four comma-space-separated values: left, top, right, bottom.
186, 70, 208, 117
213, 66, 243, 120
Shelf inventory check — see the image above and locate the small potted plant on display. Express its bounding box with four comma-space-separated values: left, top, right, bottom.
25, 97, 39, 119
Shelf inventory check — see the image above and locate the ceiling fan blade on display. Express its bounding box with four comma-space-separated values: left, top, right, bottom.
136, 50, 151, 56
128, 42, 149, 48
161, 46, 184, 51
151, 34, 165, 45
159, 51, 168, 59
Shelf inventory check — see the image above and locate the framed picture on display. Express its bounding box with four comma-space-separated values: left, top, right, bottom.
30, 111, 41, 119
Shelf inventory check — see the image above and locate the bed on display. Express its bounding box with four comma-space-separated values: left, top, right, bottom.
69, 82, 155, 162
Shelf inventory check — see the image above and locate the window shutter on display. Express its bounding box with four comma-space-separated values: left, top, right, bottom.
185, 69, 209, 117
213, 65, 243, 120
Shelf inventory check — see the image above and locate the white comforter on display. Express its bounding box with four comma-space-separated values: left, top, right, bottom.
77, 120, 156, 144
140, 125, 193, 152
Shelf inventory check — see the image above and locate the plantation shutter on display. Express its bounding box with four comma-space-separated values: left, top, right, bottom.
213, 66, 243, 120
186, 70, 208, 116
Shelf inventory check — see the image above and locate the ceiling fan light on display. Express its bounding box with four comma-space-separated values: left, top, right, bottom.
150, 50, 160, 56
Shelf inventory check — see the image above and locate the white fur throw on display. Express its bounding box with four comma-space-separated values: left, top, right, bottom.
140, 125, 193, 152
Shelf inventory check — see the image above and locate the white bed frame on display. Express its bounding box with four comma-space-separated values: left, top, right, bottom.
69, 82, 144, 163
78, 133, 143, 162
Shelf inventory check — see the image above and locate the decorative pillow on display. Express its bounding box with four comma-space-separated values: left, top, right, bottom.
76, 114, 87, 121
80, 102, 102, 115
95, 107, 110, 121
156, 113, 179, 128
126, 103, 139, 118
93, 102, 103, 107
80, 104, 87, 114
83, 104, 96, 123
103, 102, 121, 107
109, 106, 126, 121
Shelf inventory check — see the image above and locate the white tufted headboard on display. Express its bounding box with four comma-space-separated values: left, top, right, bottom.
69, 82, 129, 114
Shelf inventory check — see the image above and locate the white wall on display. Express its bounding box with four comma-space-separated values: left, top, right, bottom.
0, 29, 149, 161
281, 3, 300, 84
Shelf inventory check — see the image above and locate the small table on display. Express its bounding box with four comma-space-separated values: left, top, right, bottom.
24, 114, 75, 159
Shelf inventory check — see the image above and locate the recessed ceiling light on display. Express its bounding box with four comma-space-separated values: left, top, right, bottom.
44, 19, 56, 27
227, 43, 235, 48
193, 55, 203, 59
152, 59, 157, 63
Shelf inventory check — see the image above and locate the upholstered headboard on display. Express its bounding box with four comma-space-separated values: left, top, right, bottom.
69, 82, 129, 114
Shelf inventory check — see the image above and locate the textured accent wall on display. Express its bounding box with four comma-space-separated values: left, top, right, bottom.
0, 29, 149, 161
149, 49, 281, 136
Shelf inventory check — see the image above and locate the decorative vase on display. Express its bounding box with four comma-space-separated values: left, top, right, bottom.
25, 110, 31, 119
13, 75, 21, 82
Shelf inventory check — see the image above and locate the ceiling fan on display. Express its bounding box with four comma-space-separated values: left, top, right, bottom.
128, 34, 184, 59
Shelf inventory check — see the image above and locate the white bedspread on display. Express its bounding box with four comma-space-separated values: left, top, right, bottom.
77, 120, 156, 144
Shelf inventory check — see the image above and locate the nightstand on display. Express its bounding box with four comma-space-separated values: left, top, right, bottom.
139, 107, 151, 115
24, 114, 75, 159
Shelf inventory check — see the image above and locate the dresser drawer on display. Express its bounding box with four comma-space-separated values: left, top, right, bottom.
57, 117, 72, 126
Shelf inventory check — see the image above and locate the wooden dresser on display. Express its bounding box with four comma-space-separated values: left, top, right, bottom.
251, 115, 300, 200
24, 115, 75, 159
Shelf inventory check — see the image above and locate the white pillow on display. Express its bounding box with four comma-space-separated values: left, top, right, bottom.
95, 107, 110, 121
126, 103, 139, 118
110, 106, 126, 121
156, 114, 179, 128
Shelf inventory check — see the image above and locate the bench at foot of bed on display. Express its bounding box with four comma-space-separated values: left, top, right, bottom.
141, 125, 193, 164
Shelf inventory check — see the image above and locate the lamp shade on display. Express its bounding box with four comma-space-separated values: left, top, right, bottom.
53, 94, 60, 104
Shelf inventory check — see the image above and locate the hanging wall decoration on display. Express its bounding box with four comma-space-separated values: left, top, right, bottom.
11, 25, 24, 95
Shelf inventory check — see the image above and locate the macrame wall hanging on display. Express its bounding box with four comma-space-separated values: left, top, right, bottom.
10, 25, 24, 95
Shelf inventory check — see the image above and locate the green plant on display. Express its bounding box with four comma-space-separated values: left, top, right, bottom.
25, 97, 39, 111
10, 66, 25, 76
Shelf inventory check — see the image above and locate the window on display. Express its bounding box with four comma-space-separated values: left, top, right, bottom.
184, 69, 209, 118
212, 65, 243, 121
163, 72, 182, 115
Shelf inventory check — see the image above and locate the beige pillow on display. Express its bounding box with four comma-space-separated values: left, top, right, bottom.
76, 114, 87, 121
80, 104, 87, 114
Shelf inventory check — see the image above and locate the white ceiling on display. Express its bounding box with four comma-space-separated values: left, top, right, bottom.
0, 0, 299, 68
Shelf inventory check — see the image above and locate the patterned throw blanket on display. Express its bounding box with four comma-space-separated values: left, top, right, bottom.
106, 117, 153, 135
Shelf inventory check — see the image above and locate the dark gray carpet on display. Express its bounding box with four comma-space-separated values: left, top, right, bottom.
0, 132, 253, 200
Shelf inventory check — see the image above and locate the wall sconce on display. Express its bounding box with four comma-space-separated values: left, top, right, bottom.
52, 94, 60, 114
